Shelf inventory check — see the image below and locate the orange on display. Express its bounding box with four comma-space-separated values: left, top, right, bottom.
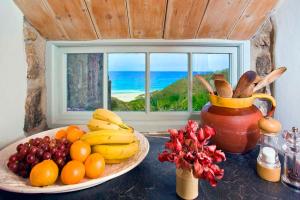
85, 153, 105, 179
55, 129, 67, 139
61, 160, 85, 185
66, 125, 80, 133
67, 127, 84, 143
70, 140, 91, 162
30, 160, 58, 186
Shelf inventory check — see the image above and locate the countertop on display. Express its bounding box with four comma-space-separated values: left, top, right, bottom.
0, 136, 299, 200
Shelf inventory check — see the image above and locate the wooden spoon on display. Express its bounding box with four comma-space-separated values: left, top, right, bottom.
239, 75, 261, 98
212, 74, 225, 80
253, 67, 287, 92
195, 75, 214, 94
233, 71, 257, 98
214, 79, 233, 98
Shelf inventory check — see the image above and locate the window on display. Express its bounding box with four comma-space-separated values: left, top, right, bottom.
192, 53, 230, 111
47, 40, 250, 131
108, 53, 146, 111
150, 53, 188, 111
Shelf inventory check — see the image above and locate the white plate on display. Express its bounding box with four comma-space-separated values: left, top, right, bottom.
0, 127, 149, 193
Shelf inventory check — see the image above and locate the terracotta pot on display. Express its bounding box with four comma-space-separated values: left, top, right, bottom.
176, 168, 198, 199
201, 93, 276, 153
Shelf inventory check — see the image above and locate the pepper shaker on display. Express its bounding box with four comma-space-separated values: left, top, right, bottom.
282, 127, 300, 191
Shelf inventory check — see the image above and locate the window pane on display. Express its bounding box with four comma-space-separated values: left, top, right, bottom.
150, 53, 188, 111
67, 53, 103, 111
108, 53, 146, 111
192, 53, 230, 111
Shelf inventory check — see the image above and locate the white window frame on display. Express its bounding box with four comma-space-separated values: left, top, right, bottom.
46, 39, 250, 131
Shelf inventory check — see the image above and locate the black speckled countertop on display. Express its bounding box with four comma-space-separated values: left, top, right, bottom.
0, 137, 299, 200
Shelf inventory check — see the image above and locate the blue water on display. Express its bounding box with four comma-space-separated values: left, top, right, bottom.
109, 71, 213, 93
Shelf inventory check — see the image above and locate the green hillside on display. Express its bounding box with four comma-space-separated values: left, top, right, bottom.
110, 70, 228, 111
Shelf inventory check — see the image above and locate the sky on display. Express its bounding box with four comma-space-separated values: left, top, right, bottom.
108, 53, 229, 72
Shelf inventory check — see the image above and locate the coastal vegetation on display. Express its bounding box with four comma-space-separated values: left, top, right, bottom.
110, 70, 228, 111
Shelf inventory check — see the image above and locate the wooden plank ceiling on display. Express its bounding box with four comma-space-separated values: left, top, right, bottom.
14, 0, 278, 40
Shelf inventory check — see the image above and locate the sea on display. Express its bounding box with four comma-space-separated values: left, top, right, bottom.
109, 71, 213, 94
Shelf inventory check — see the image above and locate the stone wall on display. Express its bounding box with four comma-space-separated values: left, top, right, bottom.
251, 19, 274, 93
250, 19, 274, 115
23, 19, 48, 135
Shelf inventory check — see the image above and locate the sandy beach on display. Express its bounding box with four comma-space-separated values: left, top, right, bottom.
112, 92, 144, 102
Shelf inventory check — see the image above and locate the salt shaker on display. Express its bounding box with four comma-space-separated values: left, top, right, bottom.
256, 117, 282, 182
282, 127, 300, 191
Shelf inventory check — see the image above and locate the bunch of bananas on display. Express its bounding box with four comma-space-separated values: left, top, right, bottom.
82, 109, 139, 164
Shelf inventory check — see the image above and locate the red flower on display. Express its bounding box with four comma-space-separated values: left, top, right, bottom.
158, 120, 226, 187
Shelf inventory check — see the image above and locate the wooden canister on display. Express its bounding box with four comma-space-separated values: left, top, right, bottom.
176, 168, 198, 199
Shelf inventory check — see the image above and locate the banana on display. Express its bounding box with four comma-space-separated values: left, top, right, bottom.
105, 158, 128, 164
87, 118, 120, 131
80, 130, 136, 145
92, 141, 139, 160
93, 109, 131, 130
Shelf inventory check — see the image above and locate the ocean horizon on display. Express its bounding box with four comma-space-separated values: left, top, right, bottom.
109, 71, 214, 94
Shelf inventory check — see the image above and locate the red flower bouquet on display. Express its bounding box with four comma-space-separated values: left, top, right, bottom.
158, 120, 226, 187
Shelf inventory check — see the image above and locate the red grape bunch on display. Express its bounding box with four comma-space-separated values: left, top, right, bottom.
7, 136, 71, 178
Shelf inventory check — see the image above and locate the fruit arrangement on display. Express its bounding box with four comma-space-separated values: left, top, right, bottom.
6, 109, 140, 187
7, 136, 71, 178
83, 109, 139, 164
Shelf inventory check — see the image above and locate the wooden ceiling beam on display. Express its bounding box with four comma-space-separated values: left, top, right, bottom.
85, 0, 130, 39
127, 0, 167, 38
164, 0, 208, 39
228, 0, 278, 40
197, 0, 251, 39
46, 0, 98, 40
14, 0, 68, 40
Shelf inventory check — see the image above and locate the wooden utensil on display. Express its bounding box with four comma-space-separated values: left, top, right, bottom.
214, 79, 233, 98
233, 71, 257, 98
195, 75, 214, 94
239, 75, 261, 98
253, 67, 287, 92
212, 74, 225, 80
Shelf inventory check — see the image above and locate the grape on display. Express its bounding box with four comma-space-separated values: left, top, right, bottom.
24, 142, 31, 148
62, 151, 67, 158
55, 151, 62, 159
26, 154, 36, 164
43, 136, 50, 143
9, 162, 18, 173
51, 147, 58, 154
19, 147, 28, 157
56, 157, 65, 168
34, 138, 41, 146
19, 170, 29, 178
16, 152, 25, 160
16, 144, 24, 152
9, 154, 18, 162
29, 138, 34, 145
49, 141, 56, 149
61, 137, 68, 144
30, 146, 38, 155
58, 144, 65, 151
18, 162, 25, 170
43, 152, 51, 160
36, 148, 44, 158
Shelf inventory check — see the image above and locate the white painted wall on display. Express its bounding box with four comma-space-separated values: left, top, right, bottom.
273, 0, 300, 130
0, 1, 27, 148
